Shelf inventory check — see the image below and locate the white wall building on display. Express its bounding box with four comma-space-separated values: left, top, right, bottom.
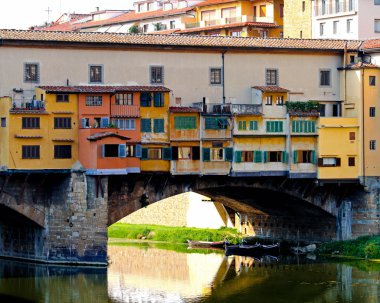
312, 0, 380, 40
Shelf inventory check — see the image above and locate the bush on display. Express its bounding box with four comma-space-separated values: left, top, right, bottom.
286, 101, 320, 113
364, 242, 380, 259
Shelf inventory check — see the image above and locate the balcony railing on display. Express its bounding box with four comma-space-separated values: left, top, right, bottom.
111, 104, 140, 117
230, 104, 262, 115
11, 99, 45, 111
192, 102, 262, 115
185, 22, 200, 29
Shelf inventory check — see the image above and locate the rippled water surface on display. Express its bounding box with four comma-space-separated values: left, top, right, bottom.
0, 242, 379, 303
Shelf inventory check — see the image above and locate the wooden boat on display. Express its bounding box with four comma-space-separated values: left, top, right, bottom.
225, 243, 280, 257
261, 243, 280, 254
187, 240, 227, 249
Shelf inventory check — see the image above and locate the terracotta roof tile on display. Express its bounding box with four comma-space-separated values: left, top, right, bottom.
252, 86, 290, 93
15, 135, 43, 139
0, 29, 362, 51
169, 106, 201, 112
38, 85, 171, 93
361, 39, 380, 50
288, 111, 319, 117
338, 62, 380, 70
87, 132, 131, 141
178, 22, 277, 34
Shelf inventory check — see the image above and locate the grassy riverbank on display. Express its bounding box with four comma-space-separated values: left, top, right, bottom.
108, 223, 241, 243
317, 236, 380, 260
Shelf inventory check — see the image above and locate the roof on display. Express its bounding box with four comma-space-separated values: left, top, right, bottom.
338, 62, 380, 70
38, 85, 171, 93
196, 0, 238, 8
361, 39, 380, 50
178, 22, 277, 34
169, 106, 201, 112
0, 29, 362, 52
87, 132, 131, 141
252, 86, 290, 93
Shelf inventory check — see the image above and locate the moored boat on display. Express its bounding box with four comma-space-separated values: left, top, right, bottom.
187, 240, 227, 249
225, 243, 280, 257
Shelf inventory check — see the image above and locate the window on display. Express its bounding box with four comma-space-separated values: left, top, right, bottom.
318, 157, 341, 167
231, 31, 242, 37
260, 5, 266, 17
349, 132, 356, 140
54, 145, 72, 159
370, 107, 376, 117
280, 4, 284, 17
205, 117, 228, 130
266, 69, 278, 85
369, 76, 376, 86
138, 3, 144, 12
112, 119, 135, 130
348, 0, 354, 10
238, 120, 247, 130
370, 140, 376, 150
300, 31, 303, 38
174, 116, 196, 129
140, 92, 152, 107
242, 151, 253, 162
333, 21, 339, 34
269, 151, 283, 162
143, 24, 149, 32
320, 70, 331, 86
153, 92, 164, 107
56, 94, 69, 102
348, 157, 355, 166
302, 1, 305, 12
103, 144, 122, 158
276, 96, 284, 105
376, 0, 380, 5
148, 148, 162, 159
265, 96, 273, 105
141, 119, 151, 132
210, 68, 222, 85
89, 65, 103, 83
22, 145, 40, 159
211, 148, 224, 161
322, 0, 327, 14
335, 0, 341, 13
347, 19, 353, 33
86, 96, 102, 106
293, 150, 315, 164
319, 104, 326, 117
266, 121, 283, 132
170, 20, 175, 29
320, 23, 325, 36
260, 30, 269, 38
24, 63, 39, 83
115, 93, 133, 105
1, 118, 6, 127
201, 10, 216, 21
221, 7, 237, 19
178, 147, 191, 159
147, 2, 154, 11
249, 120, 258, 130
54, 117, 71, 129
22, 117, 40, 129
350, 55, 355, 63
292, 120, 316, 133
150, 66, 163, 84
153, 119, 164, 133
81, 118, 90, 128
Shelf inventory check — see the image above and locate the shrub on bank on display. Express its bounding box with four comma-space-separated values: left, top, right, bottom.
108, 223, 240, 243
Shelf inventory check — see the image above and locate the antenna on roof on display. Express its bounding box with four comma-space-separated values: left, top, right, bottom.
45, 7, 52, 23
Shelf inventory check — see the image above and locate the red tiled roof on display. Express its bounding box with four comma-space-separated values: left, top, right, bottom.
169, 106, 201, 112
38, 85, 171, 93
0, 29, 362, 51
361, 39, 380, 50
338, 62, 380, 70
178, 22, 277, 34
87, 132, 131, 141
252, 86, 290, 93
52, 138, 75, 142
15, 135, 43, 139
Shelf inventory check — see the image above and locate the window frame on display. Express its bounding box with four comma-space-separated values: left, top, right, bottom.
56, 94, 69, 103
22, 145, 40, 159
22, 117, 40, 129
370, 140, 376, 150
369, 107, 376, 117
150, 66, 164, 84
54, 117, 71, 129
85, 95, 103, 106
369, 76, 376, 86
115, 93, 133, 105
211, 147, 224, 161
265, 69, 278, 86
23, 62, 40, 83
320, 69, 331, 87
54, 145, 72, 159
210, 67, 222, 85
89, 64, 103, 84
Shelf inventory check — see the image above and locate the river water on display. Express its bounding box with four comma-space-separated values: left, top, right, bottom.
0, 242, 379, 303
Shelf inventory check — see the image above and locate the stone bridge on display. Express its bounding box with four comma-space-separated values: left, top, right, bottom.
0, 172, 378, 265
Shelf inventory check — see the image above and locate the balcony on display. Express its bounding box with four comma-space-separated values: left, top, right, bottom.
230, 104, 262, 115
10, 99, 46, 113
185, 22, 200, 29
314, 0, 357, 17
110, 105, 140, 117
193, 103, 262, 115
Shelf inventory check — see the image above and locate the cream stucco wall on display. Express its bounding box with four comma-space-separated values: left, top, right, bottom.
0, 46, 343, 107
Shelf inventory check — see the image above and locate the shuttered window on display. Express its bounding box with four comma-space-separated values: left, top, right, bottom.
249, 121, 258, 131
153, 119, 164, 133
174, 116, 196, 129
140, 93, 152, 107
292, 120, 316, 133
54, 117, 71, 129
254, 151, 262, 163
266, 121, 283, 132
238, 121, 247, 130
54, 145, 72, 159
22, 145, 40, 159
205, 117, 228, 130
141, 119, 151, 132
153, 93, 164, 107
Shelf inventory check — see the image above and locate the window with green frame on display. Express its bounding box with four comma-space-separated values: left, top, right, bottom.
153, 119, 164, 133
292, 120, 316, 133
266, 121, 283, 132
174, 116, 196, 129
140, 92, 152, 107
153, 92, 164, 107
141, 118, 151, 132
205, 117, 228, 130
238, 120, 247, 130
249, 120, 258, 131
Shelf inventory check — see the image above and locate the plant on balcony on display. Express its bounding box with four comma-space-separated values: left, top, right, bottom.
153, 22, 163, 31
129, 25, 140, 34
286, 101, 320, 114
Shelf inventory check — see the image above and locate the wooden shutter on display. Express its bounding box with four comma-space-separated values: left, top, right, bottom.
141, 119, 151, 132
102, 145, 106, 158
254, 151, 262, 163
279, 121, 283, 132
235, 151, 242, 163
335, 157, 341, 167
311, 150, 316, 164
141, 148, 148, 160
118, 144, 126, 158
203, 148, 210, 162
100, 117, 109, 128
225, 148, 233, 162
293, 150, 298, 164
282, 151, 288, 163
263, 151, 268, 163
81, 118, 87, 128
135, 144, 142, 158
162, 147, 172, 160
192, 146, 200, 160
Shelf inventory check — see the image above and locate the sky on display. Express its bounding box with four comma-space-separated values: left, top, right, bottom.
0, 0, 134, 29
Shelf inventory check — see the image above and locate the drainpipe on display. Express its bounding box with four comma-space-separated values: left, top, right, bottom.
361, 68, 365, 186
222, 50, 226, 104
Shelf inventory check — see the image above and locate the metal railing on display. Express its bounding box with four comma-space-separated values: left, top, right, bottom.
192, 102, 262, 115
110, 104, 140, 117
185, 22, 200, 29
11, 99, 45, 111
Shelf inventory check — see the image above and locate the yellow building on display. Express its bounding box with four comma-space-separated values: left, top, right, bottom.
284, 0, 312, 38
0, 87, 78, 171
180, 0, 284, 37
140, 89, 171, 172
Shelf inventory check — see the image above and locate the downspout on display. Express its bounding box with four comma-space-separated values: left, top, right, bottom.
361, 68, 365, 186
222, 50, 226, 104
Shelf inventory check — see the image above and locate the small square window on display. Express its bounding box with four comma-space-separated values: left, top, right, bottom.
320, 70, 331, 86
89, 65, 103, 83
349, 132, 355, 140
369, 76, 376, 86
56, 94, 69, 102
24, 63, 39, 83
347, 19, 353, 33
210, 68, 222, 85
375, 19, 380, 33
1, 118, 6, 127
266, 69, 278, 85
370, 140, 376, 150
348, 157, 355, 167
370, 107, 376, 117
150, 66, 164, 84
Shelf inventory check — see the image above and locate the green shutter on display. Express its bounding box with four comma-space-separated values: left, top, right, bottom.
291, 120, 295, 133
263, 151, 268, 163
141, 119, 151, 132
154, 119, 164, 133
282, 151, 288, 163
174, 116, 181, 129
235, 151, 242, 163
205, 117, 217, 129
174, 116, 196, 130
279, 121, 283, 132
293, 150, 298, 164
254, 151, 262, 163
162, 147, 172, 160
266, 121, 270, 132
225, 148, 233, 162
249, 120, 258, 131
238, 121, 243, 130
238, 121, 246, 130
311, 121, 316, 133
203, 148, 210, 162
141, 148, 148, 160
311, 150, 316, 164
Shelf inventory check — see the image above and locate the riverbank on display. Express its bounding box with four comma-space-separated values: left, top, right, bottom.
108, 223, 241, 243
317, 236, 380, 260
